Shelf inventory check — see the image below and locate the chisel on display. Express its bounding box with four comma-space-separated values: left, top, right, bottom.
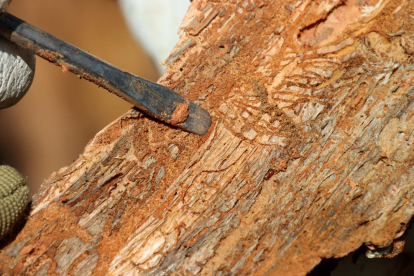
0, 13, 211, 135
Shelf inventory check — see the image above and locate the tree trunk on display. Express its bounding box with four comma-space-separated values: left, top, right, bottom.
2, 0, 414, 275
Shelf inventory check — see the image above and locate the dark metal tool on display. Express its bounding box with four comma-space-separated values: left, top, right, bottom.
0, 13, 211, 135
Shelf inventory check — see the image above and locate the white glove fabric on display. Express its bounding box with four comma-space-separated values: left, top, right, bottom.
0, 0, 11, 13
0, 37, 35, 110
0, 3, 36, 110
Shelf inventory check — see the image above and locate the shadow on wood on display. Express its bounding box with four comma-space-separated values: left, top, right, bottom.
1, 0, 414, 275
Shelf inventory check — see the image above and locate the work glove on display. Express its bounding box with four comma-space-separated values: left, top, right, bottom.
0, 165, 30, 240
0, 0, 36, 109
0, 0, 11, 13
0, 0, 32, 240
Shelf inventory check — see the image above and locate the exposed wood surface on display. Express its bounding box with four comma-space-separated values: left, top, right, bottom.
2, 0, 414, 275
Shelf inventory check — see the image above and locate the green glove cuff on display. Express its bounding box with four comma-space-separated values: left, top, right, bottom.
0, 165, 30, 240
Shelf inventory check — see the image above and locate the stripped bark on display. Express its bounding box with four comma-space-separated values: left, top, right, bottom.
1, 0, 414, 275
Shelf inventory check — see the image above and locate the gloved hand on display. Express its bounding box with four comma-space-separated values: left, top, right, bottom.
0, 0, 32, 241
0, 0, 36, 110
0, 0, 11, 13
0, 165, 30, 240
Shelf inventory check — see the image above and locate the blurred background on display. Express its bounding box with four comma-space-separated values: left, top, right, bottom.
0, 0, 189, 193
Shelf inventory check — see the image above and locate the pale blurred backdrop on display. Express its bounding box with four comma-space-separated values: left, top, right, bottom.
0, 0, 160, 192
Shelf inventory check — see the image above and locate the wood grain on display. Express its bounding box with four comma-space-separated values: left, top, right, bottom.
1, 0, 414, 275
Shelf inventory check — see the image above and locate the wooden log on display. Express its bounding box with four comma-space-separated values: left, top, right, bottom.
1, 0, 414, 275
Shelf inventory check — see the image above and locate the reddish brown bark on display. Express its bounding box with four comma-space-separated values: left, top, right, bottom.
2, 0, 414, 275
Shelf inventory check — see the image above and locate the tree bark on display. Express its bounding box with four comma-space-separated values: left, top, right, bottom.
2, 0, 414, 275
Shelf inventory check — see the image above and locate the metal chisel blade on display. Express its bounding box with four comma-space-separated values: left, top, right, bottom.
0, 13, 212, 135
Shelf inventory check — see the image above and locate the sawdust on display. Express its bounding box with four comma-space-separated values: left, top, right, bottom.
61, 65, 69, 73
170, 102, 189, 125
4, 0, 414, 275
